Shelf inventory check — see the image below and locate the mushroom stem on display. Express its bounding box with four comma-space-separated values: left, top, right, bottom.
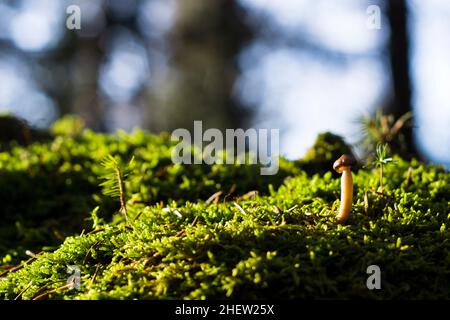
337, 167, 353, 224
333, 154, 356, 224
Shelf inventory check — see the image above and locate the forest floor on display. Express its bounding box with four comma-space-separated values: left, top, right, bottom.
0, 116, 449, 299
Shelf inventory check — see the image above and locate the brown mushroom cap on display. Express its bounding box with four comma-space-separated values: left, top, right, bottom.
333, 154, 357, 173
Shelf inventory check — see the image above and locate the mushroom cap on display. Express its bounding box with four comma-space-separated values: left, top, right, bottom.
333, 154, 357, 173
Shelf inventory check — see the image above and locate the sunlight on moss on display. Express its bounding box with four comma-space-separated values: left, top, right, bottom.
0, 117, 449, 299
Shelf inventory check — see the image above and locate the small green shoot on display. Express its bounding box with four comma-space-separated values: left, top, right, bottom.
99, 154, 135, 225
367, 143, 396, 194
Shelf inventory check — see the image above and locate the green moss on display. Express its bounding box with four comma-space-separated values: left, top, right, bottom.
51, 115, 86, 137
0, 118, 449, 299
0, 118, 297, 266
299, 132, 356, 174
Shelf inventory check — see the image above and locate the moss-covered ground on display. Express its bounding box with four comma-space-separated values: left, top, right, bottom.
0, 117, 449, 299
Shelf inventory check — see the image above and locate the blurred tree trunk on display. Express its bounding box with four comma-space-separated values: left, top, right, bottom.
148, 0, 254, 133
44, 35, 106, 131
385, 0, 420, 158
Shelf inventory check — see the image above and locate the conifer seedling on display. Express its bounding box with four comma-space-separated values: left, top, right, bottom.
99, 154, 135, 226
367, 143, 395, 194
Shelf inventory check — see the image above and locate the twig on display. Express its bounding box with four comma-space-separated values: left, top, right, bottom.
223, 184, 236, 202
233, 202, 247, 216
86, 228, 105, 235
190, 215, 199, 227
90, 264, 101, 286
29, 280, 64, 300
206, 191, 222, 204
0, 256, 37, 278
32, 283, 71, 300
14, 281, 33, 300
175, 230, 186, 237
132, 210, 145, 222
285, 205, 298, 213
235, 190, 259, 202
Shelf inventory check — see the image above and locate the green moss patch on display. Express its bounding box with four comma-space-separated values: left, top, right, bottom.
0, 118, 449, 299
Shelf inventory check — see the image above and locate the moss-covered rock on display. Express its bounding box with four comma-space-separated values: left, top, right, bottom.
0, 117, 449, 299
0, 116, 298, 266
299, 132, 356, 174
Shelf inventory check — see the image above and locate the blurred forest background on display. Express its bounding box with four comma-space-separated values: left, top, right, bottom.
0, 0, 449, 166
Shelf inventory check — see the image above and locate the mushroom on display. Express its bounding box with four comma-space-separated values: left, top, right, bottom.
333, 154, 357, 224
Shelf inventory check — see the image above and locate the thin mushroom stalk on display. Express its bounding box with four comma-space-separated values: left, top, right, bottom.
333, 155, 357, 224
